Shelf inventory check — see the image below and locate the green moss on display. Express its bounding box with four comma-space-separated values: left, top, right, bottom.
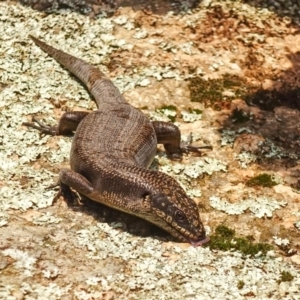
223, 74, 245, 89
188, 108, 202, 115
188, 74, 249, 110
208, 225, 273, 256
190, 73, 300, 112
246, 173, 277, 187
189, 77, 223, 109
156, 105, 177, 122
159, 105, 177, 111
278, 271, 294, 283
237, 280, 245, 289
215, 225, 235, 238
230, 108, 250, 123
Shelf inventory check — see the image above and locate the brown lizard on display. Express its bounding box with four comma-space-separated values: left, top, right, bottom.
24, 36, 210, 246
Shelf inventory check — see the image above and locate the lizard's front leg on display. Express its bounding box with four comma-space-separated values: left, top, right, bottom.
152, 121, 212, 159
23, 111, 90, 135
58, 168, 94, 203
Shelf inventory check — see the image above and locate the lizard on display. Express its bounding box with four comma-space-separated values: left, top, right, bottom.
23, 36, 210, 247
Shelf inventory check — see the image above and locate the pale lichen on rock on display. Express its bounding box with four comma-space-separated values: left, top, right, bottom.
1, 1, 300, 299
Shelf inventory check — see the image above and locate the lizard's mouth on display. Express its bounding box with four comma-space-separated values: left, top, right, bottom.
188, 236, 210, 247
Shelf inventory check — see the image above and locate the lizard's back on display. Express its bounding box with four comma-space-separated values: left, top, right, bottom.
71, 102, 157, 177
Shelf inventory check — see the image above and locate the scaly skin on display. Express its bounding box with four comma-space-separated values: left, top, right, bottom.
24, 36, 209, 246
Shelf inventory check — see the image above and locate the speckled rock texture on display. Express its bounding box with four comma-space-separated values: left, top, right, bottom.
0, 1, 300, 299
19, 0, 201, 15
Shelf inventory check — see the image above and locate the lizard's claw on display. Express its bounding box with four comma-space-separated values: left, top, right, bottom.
46, 181, 77, 206
180, 133, 212, 155
181, 143, 213, 154
59, 183, 77, 205
23, 117, 58, 135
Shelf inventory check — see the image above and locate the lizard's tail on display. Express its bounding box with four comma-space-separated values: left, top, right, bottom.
30, 35, 125, 106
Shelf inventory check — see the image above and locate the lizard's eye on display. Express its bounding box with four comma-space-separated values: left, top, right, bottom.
175, 210, 186, 222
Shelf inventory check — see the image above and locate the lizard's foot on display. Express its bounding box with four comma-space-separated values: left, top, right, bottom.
47, 181, 78, 206
180, 133, 212, 155
167, 143, 212, 161
59, 182, 78, 206
23, 117, 58, 135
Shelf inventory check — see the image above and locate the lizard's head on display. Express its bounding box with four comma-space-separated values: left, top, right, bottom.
144, 175, 209, 246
